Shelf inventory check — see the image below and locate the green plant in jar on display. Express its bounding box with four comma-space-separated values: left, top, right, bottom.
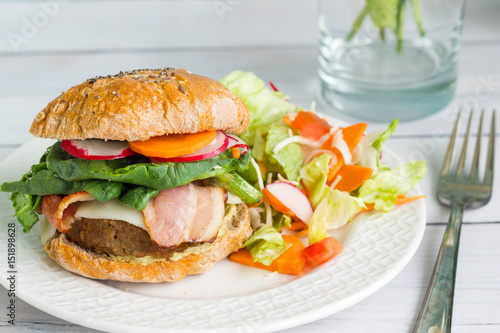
347, 0, 425, 52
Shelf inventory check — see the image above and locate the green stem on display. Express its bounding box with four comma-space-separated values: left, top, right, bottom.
347, 5, 370, 41
411, 0, 425, 36
213, 172, 263, 205
380, 27, 386, 41
395, 0, 406, 53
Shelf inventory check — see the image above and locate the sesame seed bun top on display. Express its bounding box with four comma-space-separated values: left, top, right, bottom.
30, 68, 250, 141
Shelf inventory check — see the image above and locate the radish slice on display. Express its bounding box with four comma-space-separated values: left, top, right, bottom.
155, 131, 229, 163
61, 139, 136, 160
265, 182, 313, 224
226, 133, 249, 155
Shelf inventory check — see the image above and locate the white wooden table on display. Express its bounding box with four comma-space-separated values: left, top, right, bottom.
0, 1, 499, 332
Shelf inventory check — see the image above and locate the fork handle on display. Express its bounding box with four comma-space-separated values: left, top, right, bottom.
412, 202, 464, 333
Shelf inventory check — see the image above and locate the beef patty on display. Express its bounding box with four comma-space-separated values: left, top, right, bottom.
67, 218, 202, 259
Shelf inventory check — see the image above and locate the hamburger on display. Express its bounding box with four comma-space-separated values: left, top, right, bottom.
0, 68, 263, 282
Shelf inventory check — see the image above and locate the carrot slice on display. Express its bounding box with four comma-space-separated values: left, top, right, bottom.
320, 123, 367, 181
333, 164, 373, 192
290, 111, 332, 141
341, 123, 367, 151
230, 147, 241, 159
282, 115, 294, 127
303, 237, 343, 266
229, 235, 307, 275
358, 195, 426, 213
286, 221, 308, 231
326, 149, 344, 182
129, 131, 217, 159
262, 188, 296, 217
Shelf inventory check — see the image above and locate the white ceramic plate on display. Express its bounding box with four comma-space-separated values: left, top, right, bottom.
0, 136, 426, 333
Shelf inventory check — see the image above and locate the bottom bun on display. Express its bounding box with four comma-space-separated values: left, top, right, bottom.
44, 204, 252, 283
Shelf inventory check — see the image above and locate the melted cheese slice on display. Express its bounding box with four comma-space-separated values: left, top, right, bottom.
74, 198, 146, 230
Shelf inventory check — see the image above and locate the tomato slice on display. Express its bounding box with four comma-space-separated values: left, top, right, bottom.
303, 237, 343, 266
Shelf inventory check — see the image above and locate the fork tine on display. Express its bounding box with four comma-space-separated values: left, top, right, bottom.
470, 109, 484, 181
484, 110, 496, 185
441, 109, 462, 176
455, 110, 473, 177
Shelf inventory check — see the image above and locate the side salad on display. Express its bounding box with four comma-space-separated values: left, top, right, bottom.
220, 71, 427, 274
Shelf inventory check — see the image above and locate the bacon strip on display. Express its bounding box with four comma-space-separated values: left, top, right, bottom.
41, 191, 95, 233
142, 184, 226, 248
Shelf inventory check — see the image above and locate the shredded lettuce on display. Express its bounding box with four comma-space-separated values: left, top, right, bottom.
357, 160, 428, 211
220, 70, 296, 145
300, 154, 365, 244
272, 213, 292, 232
243, 224, 291, 265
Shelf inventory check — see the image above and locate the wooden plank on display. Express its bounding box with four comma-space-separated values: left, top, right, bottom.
0, 0, 317, 53
0, 224, 498, 332
0, 0, 498, 54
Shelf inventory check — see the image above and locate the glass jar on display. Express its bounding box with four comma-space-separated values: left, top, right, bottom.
318, 0, 466, 122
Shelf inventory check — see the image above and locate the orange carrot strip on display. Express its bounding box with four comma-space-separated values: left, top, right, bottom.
296, 229, 308, 238
358, 195, 426, 213
262, 188, 296, 217
249, 197, 264, 208
326, 149, 344, 182
333, 165, 373, 192
229, 235, 307, 275
286, 221, 308, 231
230, 147, 241, 159
129, 131, 217, 159
395, 195, 426, 205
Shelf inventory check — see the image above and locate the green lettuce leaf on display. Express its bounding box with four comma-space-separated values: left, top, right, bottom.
9, 192, 40, 233
119, 186, 159, 210
81, 181, 123, 202
357, 160, 428, 211
357, 119, 398, 174
373, 119, 398, 153
220, 71, 296, 145
264, 125, 303, 183
243, 224, 291, 266
300, 154, 365, 244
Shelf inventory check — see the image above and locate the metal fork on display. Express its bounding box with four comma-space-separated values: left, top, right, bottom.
412, 109, 496, 333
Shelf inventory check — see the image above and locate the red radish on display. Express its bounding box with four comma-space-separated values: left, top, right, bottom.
268, 81, 279, 92
226, 133, 249, 155
263, 182, 313, 223
304, 237, 343, 266
154, 131, 229, 163
61, 139, 136, 160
